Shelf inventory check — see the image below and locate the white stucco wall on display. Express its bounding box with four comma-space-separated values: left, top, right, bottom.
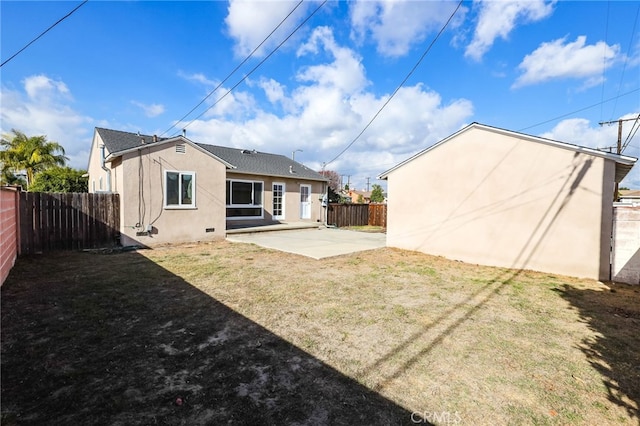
385, 126, 614, 280
612, 205, 640, 284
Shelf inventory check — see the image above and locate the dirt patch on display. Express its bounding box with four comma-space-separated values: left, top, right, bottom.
2, 241, 639, 425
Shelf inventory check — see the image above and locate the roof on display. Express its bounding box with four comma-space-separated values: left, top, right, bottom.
95, 127, 326, 182
197, 144, 326, 181
378, 122, 638, 183
619, 189, 640, 198
96, 127, 163, 153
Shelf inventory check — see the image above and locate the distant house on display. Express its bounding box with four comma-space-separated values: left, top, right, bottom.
347, 190, 372, 204
618, 189, 640, 204
379, 122, 637, 281
87, 128, 327, 246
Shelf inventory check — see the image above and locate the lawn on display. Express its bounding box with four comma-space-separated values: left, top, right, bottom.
1, 241, 639, 425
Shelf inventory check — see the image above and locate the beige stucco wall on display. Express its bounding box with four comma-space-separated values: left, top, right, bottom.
226, 172, 325, 227
117, 142, 227, 246
386, 127, 614, 280
87, 131, 109, 193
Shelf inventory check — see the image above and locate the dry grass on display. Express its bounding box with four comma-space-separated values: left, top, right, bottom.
2, 240, 639, 425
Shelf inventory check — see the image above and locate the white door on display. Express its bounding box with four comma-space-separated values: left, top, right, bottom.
272, 182, 285, 220
300, 184, 311, 219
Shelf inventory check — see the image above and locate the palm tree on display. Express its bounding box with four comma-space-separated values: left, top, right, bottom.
0, 129, 68, 189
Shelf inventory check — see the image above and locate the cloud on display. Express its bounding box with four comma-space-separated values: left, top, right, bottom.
465, 0, 555, 61
539, 115, 640, 188
349, 0, 466, 57
513, 36, 620, 88
181, 27, 474, 189
0, 75, 92, 169
224, 0, 312, 57
131, 101, 165, 118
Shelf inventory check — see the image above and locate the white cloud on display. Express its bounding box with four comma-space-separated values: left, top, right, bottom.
465, 0, 555, 61
224, 0, 312, 57
23, 74, 70, 100
349, 0, 466, 57
182, 27, 474, 184
540, 115, 640, 188
296, 26, 369, 94
513, 36, 620, 88
131, 101, 165, 118
0, 75, 92, 169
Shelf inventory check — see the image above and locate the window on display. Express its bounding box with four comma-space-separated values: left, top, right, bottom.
165, 171, 195, 208
226, 179, 263, 218
272, 182, 285, 219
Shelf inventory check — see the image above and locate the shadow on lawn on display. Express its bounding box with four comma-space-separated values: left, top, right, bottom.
556, 282, 640, 419
1, 251, 422, 425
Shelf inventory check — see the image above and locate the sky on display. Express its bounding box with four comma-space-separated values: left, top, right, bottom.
1, 0, 639, 191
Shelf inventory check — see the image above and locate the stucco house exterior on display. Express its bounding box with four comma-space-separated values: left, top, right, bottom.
87, 127, 327, 246
379, 122, 637, 281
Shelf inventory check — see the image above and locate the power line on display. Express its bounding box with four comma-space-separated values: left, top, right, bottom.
1, 0, 88, 68
608, 3, 640, 121
324, 0, 464, 167
517, 87, 640, 132
160, 0, 305, 137
621, 114, 640, 153
173, 0, 327, 137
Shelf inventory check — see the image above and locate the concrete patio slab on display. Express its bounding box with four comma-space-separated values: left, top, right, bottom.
226, 227, 386, 259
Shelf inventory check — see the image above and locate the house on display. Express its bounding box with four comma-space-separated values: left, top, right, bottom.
87, 128, 327, 246
379, 122, 637, 281
347, 190, 371, 204
618, 189, 640, 205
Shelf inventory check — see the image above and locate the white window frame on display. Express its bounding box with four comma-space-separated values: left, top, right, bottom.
226, 178, 264, 220
272, 182, 285, 220
164, 170, 196, 209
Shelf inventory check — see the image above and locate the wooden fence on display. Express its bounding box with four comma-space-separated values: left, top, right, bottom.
19, 192, 120, 254
327, 203, 387, 228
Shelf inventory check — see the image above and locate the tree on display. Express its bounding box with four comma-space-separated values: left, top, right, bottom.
0, 167, 26, 188
370, 184, 385, 203
0, 129, 68, 189
29, 167, 88, 193
319, 170, 341, 192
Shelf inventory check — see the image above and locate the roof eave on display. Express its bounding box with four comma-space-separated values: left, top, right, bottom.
226, 169, 328, 182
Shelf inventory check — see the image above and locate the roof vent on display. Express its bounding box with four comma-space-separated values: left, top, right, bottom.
289, 165, 296, 174
153, 135, 158, 143
241, 149, 253, 154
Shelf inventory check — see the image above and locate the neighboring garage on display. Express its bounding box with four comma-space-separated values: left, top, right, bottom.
379, 122, 637, 281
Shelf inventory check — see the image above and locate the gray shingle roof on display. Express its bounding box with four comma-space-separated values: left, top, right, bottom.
96, 127, 164, 153
95, 127, 327, 182
197, 144, 326, 181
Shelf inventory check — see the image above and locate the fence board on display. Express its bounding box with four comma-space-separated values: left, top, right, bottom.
368, 203, 387, 227
327, 203, 386, 228
18, 192, 120, 254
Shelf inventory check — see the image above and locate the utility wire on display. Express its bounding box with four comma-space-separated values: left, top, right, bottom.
518, 87, 640, 132
325, 0, 464, 167
608, 4, 640, 121
1, 0, 88, 68
621, 113, 640, 153
160, 0, 305, 137
599, 0, 610, 121
174, 0, 327, 136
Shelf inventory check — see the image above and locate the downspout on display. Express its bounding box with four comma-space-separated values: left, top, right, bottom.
100, 144, 112, 192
